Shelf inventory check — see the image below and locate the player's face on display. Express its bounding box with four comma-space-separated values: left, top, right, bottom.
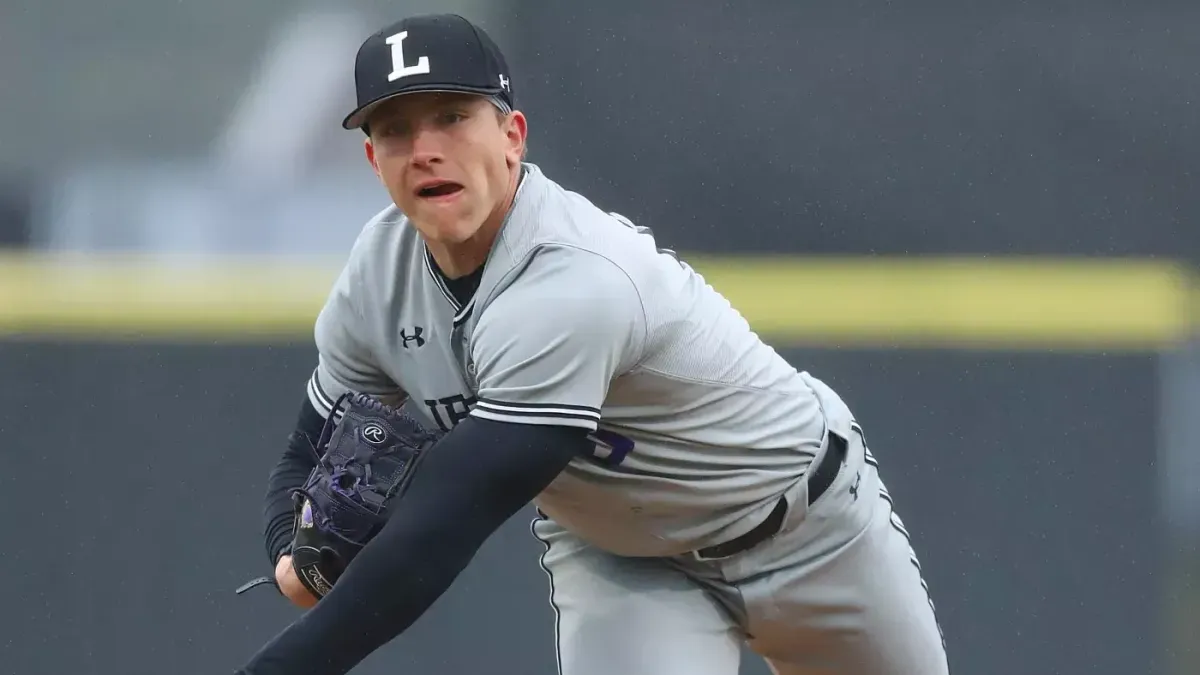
363, 92, 527, 246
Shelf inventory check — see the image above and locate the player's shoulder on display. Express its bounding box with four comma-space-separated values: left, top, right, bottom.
495, 164, 668, 280
341, 202, 421, 273
327, 203, 424, 295
475, 168, 655, 333
319, 203, 422, 322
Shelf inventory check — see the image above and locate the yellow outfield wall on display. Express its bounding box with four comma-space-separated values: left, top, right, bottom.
0, 251, 1194, 350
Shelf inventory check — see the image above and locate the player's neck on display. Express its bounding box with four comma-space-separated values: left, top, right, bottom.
424, 164, 522, 279
424, 233, 493, 279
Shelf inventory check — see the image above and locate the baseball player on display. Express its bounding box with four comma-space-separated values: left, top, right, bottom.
236, 13, 949, 675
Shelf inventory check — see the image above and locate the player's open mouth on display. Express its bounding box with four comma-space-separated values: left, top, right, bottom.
416, 182, 464, 198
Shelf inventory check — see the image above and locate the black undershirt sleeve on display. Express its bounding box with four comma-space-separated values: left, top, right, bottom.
238, 416, 588, 675
262, 396, 326, 567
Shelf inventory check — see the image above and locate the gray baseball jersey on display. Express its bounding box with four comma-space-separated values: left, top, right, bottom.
307, 162, 948, 673
308, 162, 829, 557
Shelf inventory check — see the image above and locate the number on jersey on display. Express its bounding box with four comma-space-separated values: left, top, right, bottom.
584, 428, 635, 467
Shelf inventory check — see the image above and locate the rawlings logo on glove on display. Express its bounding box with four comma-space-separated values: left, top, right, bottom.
236, 392, 443, 599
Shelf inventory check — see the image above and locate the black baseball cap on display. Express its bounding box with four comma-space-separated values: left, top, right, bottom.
341, 14, 514, 131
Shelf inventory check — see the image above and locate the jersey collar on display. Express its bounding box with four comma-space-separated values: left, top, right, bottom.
421, 164, 532, 323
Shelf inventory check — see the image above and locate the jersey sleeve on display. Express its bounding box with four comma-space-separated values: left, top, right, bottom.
469, 247, 646, 430
307, 266, 403, 417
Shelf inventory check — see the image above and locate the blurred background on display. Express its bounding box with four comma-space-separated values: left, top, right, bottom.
0, 1, 1196, 674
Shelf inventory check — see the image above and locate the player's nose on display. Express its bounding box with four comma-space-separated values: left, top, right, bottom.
408, 127, 446, 166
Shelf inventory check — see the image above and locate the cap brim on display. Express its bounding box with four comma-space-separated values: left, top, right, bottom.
342, 84, 505, 130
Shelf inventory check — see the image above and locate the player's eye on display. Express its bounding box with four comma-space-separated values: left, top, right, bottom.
440, 111, 467, 125
377, 122, 410, 138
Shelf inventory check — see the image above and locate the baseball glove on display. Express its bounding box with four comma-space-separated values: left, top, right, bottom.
236, 392, 443, 599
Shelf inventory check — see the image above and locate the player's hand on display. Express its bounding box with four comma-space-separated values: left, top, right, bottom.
274, 554, 319, 609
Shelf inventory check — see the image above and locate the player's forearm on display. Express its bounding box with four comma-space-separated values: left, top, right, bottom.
238, 417, 588, 675
261, 396, 326, 565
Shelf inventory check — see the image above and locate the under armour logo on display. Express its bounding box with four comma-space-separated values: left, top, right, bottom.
499, 74, 510, 91
361, 423, 387, 445
849, 471, 862, 500
385, 31, 431, 82
400, 327, 425, 348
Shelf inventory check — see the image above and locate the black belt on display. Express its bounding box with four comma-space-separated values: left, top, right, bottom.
693, 431, 848, 560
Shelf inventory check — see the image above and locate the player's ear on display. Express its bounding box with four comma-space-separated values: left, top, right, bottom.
364, 136, 382, 180
503, 110, 528, 164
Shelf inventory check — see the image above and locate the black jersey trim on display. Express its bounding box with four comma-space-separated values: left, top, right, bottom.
475, 397, 601, 419
306, 370, 337, 414
422, 247, 462, 311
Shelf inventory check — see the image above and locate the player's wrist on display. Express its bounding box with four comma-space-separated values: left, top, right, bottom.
272, 542, 293, 567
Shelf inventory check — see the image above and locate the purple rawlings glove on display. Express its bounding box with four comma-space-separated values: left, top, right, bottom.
236, 392, 442, 600
288, 392, 442, 598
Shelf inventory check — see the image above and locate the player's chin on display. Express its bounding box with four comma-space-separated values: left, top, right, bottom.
420, 213, 484, 245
